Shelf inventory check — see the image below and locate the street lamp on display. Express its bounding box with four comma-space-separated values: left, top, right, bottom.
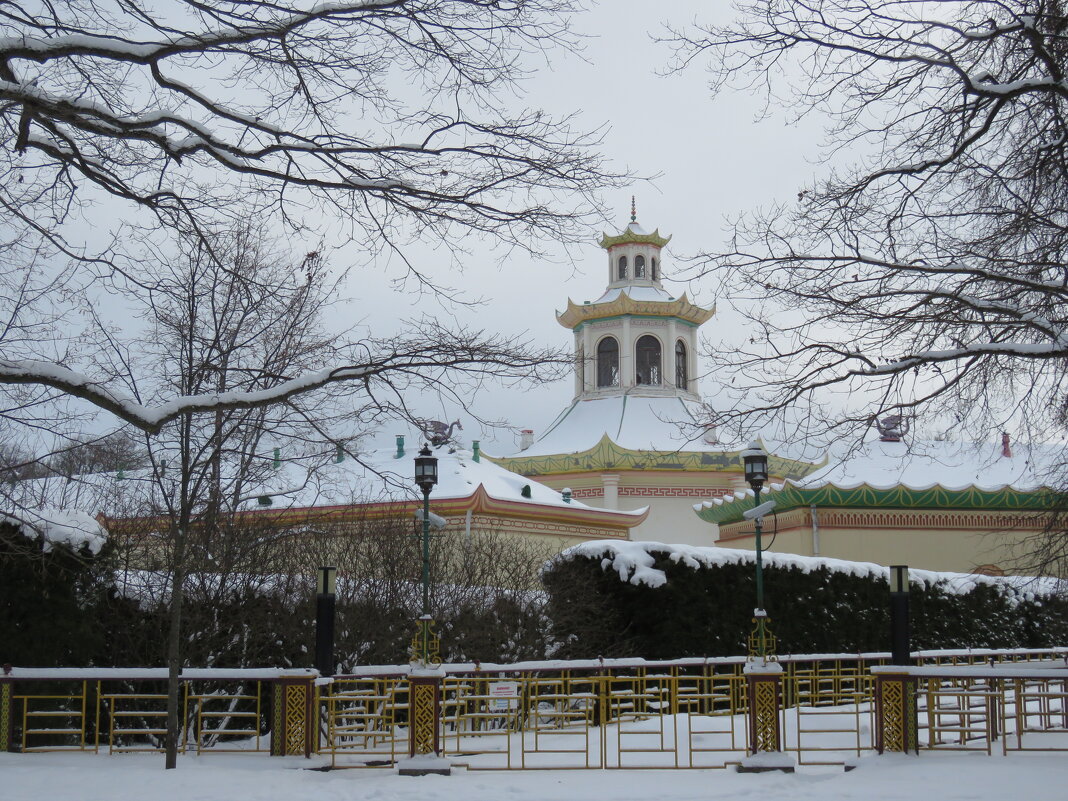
741, 441, 774, 660
413, 444, 439, 665
738, 440, 790, 767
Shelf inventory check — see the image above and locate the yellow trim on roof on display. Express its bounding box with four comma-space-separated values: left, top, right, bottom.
599, 228, 671, 249
489, 433, 822, 480
557, 293, 715, 329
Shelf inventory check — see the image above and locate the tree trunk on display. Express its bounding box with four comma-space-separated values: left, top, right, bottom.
163, 524, 188, 769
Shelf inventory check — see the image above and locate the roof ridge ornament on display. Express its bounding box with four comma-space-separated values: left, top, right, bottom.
875, 414, 909, 443
631, 196, 636, 223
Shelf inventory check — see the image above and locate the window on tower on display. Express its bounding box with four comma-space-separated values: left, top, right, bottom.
635, 335, 661, 385
618, 256, 628, 280
652, 257, 659, 280
675, 340, 687, 389
597, 336, 619, 388
635, 255, 646, 278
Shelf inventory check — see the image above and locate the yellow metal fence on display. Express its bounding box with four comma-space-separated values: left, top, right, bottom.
3, 650, 1066, 765
6, 675, 278, 754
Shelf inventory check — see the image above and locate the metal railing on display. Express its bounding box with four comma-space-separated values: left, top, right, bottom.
3, 649, 1066, 766
2, 668, 309, 754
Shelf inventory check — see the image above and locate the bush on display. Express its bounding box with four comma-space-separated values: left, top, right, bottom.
0, 521, 122, 666
543, 542, 1068, 659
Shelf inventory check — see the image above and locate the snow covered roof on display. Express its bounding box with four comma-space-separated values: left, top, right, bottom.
799, 438, 1054, 492
490, 397, 821, 479
258, 444, 633, 513
695, 438, 1062, 524
502, 395, 713, 458
593, 285, 675, 304
6, 442, 646, 529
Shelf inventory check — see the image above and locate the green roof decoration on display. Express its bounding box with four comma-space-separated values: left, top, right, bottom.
696, 481, 1057, 525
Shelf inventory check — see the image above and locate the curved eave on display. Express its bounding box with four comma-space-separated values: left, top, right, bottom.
213, 483, 647, 530
556, 293, 715, 330
468, 485, 648, 529
694, 481, 1057, 525
599, 229, 671, 249
489, 433, 822, 480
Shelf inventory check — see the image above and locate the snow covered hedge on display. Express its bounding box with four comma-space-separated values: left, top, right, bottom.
542, 541, 1068, 659
0, 520, 123, 666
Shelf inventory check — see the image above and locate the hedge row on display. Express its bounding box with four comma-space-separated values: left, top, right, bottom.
0, 522, 549, 669
542, 542, 1068, 659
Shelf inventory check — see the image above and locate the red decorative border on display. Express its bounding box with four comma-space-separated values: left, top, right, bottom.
571, 486, 737, 499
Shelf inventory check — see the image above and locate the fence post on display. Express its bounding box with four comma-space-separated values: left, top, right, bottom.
737, 663, 793, 771
399, 667, 451, 776
0, 671, 13, 753
875, 672, 918, 754
270, 673, 316, 757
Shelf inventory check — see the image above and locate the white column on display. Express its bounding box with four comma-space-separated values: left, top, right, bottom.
668, 319, 678, 391
582, 324, 594, 396
574, 331, 583, 397
601, 473, 621, 509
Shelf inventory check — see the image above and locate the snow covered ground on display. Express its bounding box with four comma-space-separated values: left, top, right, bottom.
3, 750, 1067, 801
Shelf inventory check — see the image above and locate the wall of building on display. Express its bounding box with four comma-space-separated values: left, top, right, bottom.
715, 506, 1045, 575
532, 470, 745, 546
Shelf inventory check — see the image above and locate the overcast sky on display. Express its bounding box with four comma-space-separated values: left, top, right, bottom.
338, 1, 829, 454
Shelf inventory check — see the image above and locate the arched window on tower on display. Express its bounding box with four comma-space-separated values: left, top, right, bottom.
675, 340, 687, 390
635, 335, 661, 385
617, 256, 628, 280
652, 257, 659, 280
635, 254, 646, 278
597, 336, 619, 388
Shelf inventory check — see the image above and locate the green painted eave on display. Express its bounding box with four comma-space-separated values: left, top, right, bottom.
696, 481, 1057, 525
488, 433, 822, 479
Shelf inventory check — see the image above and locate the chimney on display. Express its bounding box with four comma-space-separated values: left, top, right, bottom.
1001, 432, 1012, 459
395, 434, 405, 459
519, 429, 534, 451
472, 440, 480, 463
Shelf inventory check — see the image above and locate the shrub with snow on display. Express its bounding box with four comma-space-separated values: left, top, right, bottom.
543, 541, 1068, 659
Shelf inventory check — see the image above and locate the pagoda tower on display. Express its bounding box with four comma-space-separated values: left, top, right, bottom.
490, 207, 818, 545
557, 202, 713, 401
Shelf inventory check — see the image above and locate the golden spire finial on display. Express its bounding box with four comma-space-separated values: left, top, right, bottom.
630, 196, 636, 223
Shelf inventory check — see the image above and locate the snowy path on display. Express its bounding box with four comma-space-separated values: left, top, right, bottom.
3, 751, 1067, 801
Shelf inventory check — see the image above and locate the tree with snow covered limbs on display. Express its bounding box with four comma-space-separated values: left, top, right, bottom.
0, 0, 618, 434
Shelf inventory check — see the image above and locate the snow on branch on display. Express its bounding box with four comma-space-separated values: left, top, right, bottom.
0, 328, 567, 433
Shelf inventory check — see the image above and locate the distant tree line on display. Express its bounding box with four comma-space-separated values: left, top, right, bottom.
0, 431, 149, 482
